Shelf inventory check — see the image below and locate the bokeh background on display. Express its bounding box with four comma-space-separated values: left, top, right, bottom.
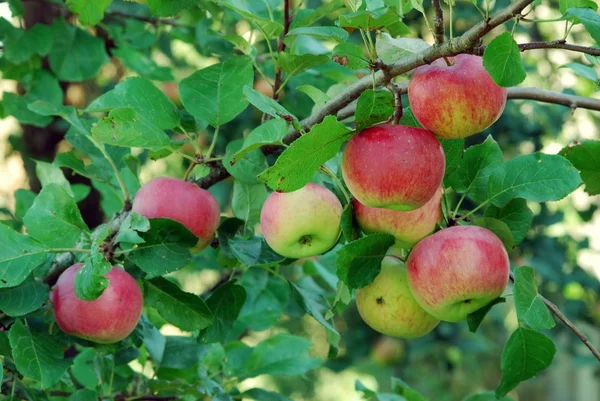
0, 1, 599, 400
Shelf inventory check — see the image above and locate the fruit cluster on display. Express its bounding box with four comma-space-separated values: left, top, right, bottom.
50, 55, 509, 343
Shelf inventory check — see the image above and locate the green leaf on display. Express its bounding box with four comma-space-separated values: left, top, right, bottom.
68, 389, 98, 401
14, 189, 36, 221
513, 266, 555, 330
338, 7, 400, 31
2, 23, 53, 63
23, 184, 89, 249
483, 32, 527, 87
144, 277, 213, 332
391, 377, 427, 401
449, 136, 503, 203
87, 77, 179, 130
199, 282, 246, 343
159, 335, 206, 370
218, 0, 284, 38
473, 217, 515, 252
355, 89, 395, 131
8, 0, 24, 17
2, 93, 51, 127
71, 348, 98, 390
292, 0, 345, 28
221, 35, 257, 58
376, 32, 430, 64
258, 116, 352, 192
332, 42, 370, 70
66, 0, 112, 25
440, 138, 464, 180
126, 218, 198, 278
336, 233, 395, 289
229, 237, 287, 267
279, 53, 329, 76
559, 0, 598, 14
284, 26, 349, 44
28, 102, 88, 136
243, 86, 298, 121
487, 153, 582, 207
8, 320, 71, 388
485, 198, 533, 245
74, 226, 112, 301
36, 160, 74, 197
114, 213, 150, 245
180, 57, 253, 128
113, 45, 175, 82
243, 388, 293, 401
496, 328, 556, 397
245, 334, 321, 378
49, 18, 107, 81
564, 7, 600, 44
559, 140, 600, 195
232, 119, 288, 162
224, 139, 269, 184
467, 297, 506, 333
232, 182, 267, 225
0, 225, 47, 289
340, 202, 357, 243
463, 391, 514, 401
560, 62, 599, 83
0, 279, 49, 317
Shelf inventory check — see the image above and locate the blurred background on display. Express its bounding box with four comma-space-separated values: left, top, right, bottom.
0, 1, 599, 400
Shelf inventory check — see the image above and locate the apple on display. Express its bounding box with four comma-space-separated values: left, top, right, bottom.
407, 225, 510, 322
51, 264, 143, 344
341, 124, 445, 211
260, 183, 342, 258
354, 187, 442, 251
408, 54, 507, 139
132, 177, 221, 251
356, 256, 439, 339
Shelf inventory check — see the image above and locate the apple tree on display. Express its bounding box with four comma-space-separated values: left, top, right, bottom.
0, 0, 599, 400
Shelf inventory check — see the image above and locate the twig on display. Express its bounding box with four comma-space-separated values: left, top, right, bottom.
432, 0, 445, 45
106, 10, 192, 28
272, 0, 292, 101
192, 160, 231, 189
509, 273, 600, 362
507, 87, 600, 111
473, 40, 600, 56
388, 84, 404, 124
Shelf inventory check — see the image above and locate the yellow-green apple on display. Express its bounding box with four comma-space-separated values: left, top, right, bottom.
341, 124, 445, 211
408, 54, 507, 139
260, 183, 342, 258
50, 264, 143, 344
354, 187, 442, 250
407, 225, 510, 322
132, 177, 221, 251
356, 256, 439, 338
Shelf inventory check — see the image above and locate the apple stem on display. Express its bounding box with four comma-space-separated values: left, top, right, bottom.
319, 165, 351, 203
443, 56, 453, 66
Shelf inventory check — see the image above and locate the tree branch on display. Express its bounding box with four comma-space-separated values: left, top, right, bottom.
272, 0, 292, 101
105, 10, 191, 27
432, 0, 445, 45
508, 87, 600, 111
473, 40, 600, 56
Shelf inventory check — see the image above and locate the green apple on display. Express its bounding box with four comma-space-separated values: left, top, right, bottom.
356, 256, 439, 339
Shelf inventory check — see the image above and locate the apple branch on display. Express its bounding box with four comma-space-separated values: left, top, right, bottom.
272, 0, 292, 102
508, 87, 600, 111
432, 0, 445, 45
473, 40, 600, 56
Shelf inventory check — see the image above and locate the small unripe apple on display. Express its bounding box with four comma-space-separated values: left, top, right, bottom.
51, 264, 143, 344
341, 124, 445, 211
354, 187, 442, 250
260, 183, 342, 259
407, 225, 510, 322
408, 54, 507, 139
132, 177, 221, 251
356, 256, 439, 339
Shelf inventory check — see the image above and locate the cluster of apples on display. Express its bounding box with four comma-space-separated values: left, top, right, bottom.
261, 55, 511, 338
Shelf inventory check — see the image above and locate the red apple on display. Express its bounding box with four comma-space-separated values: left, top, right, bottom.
354, 187, 442, 250
51, 264, 143, 344
132, 177, 221, 251
260, 183, 342, 258
341, 124, 445, 211
408, 54, 507, 139
407, 225, 510, 322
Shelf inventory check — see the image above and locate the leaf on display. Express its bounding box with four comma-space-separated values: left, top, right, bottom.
336, 233, 395, 289
218, 0, 283, 38
23, 184, 89, 249
232, 119, 288, 162
449, 136, 503, 203
126, 218, 198, 278
243, 86, 298, 121
258, 116, 352, 192
559, 140, 600, 195
440, 138, 464, 179
338, 7, 400, 31
0, 224, 47, 289
3, 93, 51, 127
513, 266, 555, 330
68, 389, 98, 401
112, 45, 175, 82
376, 32, 431, 64
224, 139, 269, 184
355, 89, 395, 131
179, 57, 253, 128
14, 189, 36, 221
8, 0, 24, 17
340, 202, 357, 243
487, 153, 582, 207
559, 0, 598, 14
28, 102, 89, 136
199, 282, 246, 343
229, 237, 287, 267
496, 328, 556, 397
245, 334, 321, 378
36, 160, 74, 197
159, 336, 207, 370
2, 23, 53, 63
86, 77, 179, 130
66, 0, 112, 25
391, 377, 427, 401
332, 42, 370, 70
467, 297, 506, 333
232, 182, 267, 225
292, 0, 345, 28
564, 7, 600, 45
8, 320, 72, 388
473, 217, 515, 252
0, 279, 49, 317
485, 198, 533, 245
243, 388, 293, 401
560, 62, 599, 83
114, 212, 150, 245
48, 18, 107, 81
74, 226, 112, 300
483, 32, 527, 87
463, 391, 514, 401
284, 26, 349, 44
279, 53, 329, 76
144, 277, 213, 332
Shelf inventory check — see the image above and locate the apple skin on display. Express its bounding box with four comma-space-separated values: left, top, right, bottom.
132, 177, 221, 251
407, 225, 510, 322
341, 124, 445, 211
408, 54, 507, 139
50, 264, 143, 344
354, 187, 442, 251
260, 183, 342, 259
356, 256, 439, 339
